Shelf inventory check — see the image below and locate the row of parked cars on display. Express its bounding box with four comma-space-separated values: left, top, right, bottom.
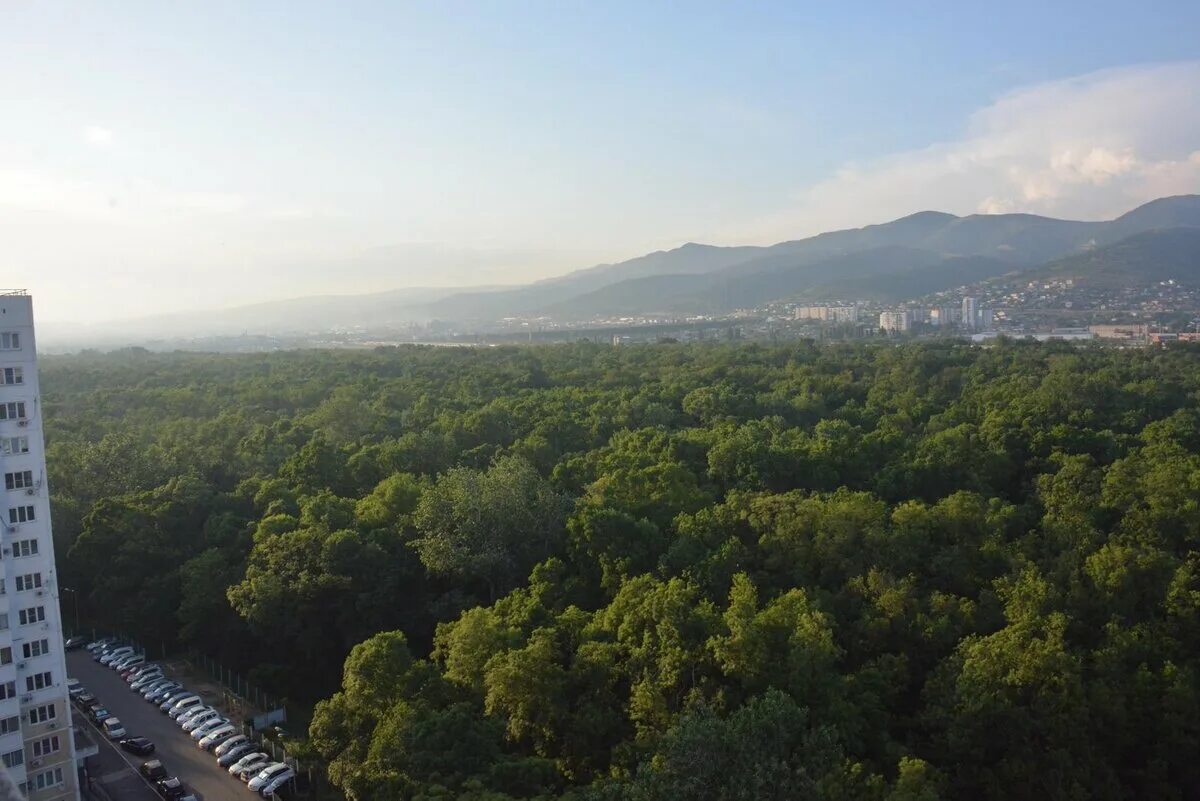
83, 638, 297, 797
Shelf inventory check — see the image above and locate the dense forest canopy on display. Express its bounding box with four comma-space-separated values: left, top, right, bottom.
43, 341, 1200, 800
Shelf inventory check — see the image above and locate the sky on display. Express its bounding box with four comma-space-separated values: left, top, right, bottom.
2, 0, 1200, 325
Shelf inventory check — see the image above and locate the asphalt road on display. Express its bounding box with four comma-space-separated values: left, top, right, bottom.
68, 650, 248, 801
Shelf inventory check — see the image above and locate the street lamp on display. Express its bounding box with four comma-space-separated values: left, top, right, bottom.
61, 587, 80, 634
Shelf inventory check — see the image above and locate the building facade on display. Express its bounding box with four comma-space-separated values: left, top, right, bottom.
878, 310, 911, 333
0, 293, 78, 801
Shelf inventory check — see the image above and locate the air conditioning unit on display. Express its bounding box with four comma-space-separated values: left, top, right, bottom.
29, 759, 40, 768
34, 590, 42, 597
15, 663, 24, 670
7, 526, 17, 533
23, 489, 33, 496
20, 695, 32, 704
16, 421, 26, 428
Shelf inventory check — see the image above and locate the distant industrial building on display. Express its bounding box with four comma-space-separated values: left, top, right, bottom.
1089, 324, 1151, 340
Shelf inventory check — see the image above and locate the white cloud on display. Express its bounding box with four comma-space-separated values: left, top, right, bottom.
82, 125, 113, 147
729, 62, 1200, 241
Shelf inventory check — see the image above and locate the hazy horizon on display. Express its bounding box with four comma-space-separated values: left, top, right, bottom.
4, 1, 1200, 325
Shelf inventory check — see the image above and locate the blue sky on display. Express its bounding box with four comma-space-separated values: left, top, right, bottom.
2, 1, 1199, 324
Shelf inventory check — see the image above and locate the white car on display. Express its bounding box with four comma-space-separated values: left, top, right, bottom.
260, 767, 296, 797
99, 647, 133, 665
87, 638, 117, 653
248, 764, 292, 793
102, 717, 126, 739
130, 672, 164, 690
181, 709, 219, 732
198, 723, 237, 749
169, 700, 204, 719
230, 753, 270, 779
176, 705, 214, 726
167, 695, 202, 716
190, 717, 230, 741
214, 734, 250, 757
112, 654, 145, 671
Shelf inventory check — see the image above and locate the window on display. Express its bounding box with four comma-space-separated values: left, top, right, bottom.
0, 580, 5, 595
30, 767, 63, 791
1, 749, 22, 768
31, 735, 59, 757
18, 607, 45, 626
14, 574, 41, 591
0, 648, 10, 666
8, 505, 34, 524
4, 471, 33, 491
0, 334, 18, 350
0, 682, 14, 700
0, 368, 22, 386
0, 615, 7, 632
22, 639, 49, 659
0, 437, 29, 456
27, 704, 55, 725
24, 671, 51, 691
13, 539, 38, 557
0, 402, 25, 421
0, 717, 18, 736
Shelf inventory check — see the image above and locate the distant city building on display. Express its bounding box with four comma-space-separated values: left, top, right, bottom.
879, 310, 911, 333
794, 305, 859, 323
962, 297, 979, 331
928, 306, 957, 326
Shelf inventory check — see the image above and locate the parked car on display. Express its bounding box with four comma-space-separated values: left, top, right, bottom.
126, 663, 159, 680
113, 654, 145, 671
260, 768, 296, 797
230, 753, 270, 779
214, 734, 250, 757
89, 705, 112, 724
217, 741, 256, 767
98, 646, 133, 665
147, 684, 183, 703
75, 692, 97, 709
87, 637, 117, 653
140, 678, 174, 696
248, 764, 292, 793
167, 696, 203, 717
64, 635, 88, 650
198, 723, 238, 749
131, 672, 165, 691
155, 776, 186, 800
119, 736, 155, 755
176, 705, 213, 726
188, 716, 230, 739
66, 678, 83, 697
102, 717, 126, 739
140, 760, 168, 781
181, 708, 220, 731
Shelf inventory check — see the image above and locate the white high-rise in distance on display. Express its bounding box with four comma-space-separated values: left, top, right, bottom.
0, 292, 79, 800
962, 297, 979, 332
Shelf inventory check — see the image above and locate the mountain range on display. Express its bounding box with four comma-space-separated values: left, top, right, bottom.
43, 195, 1200, 344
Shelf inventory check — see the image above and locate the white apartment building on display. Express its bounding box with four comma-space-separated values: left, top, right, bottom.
878, 310, 912, 333
0, 293, 78, 801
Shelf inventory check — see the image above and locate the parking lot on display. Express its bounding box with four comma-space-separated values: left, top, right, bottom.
69, 650, 247, 801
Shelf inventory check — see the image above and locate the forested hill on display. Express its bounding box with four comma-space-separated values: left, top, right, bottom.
44, 342, 1200, 801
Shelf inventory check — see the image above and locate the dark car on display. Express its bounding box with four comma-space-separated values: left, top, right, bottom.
140, 760, 168, 781
155, 777, 186, 800
75, 692, 97, 708
89, 705, 111, 723
64, 635, 88, 650
120, 737, 155, 755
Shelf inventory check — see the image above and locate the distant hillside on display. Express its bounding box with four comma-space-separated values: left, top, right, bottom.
798, 256, 1017, 303
524, 195, 1200, 319
57, 194, 1200, 344
1021, 227, 1200, 289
